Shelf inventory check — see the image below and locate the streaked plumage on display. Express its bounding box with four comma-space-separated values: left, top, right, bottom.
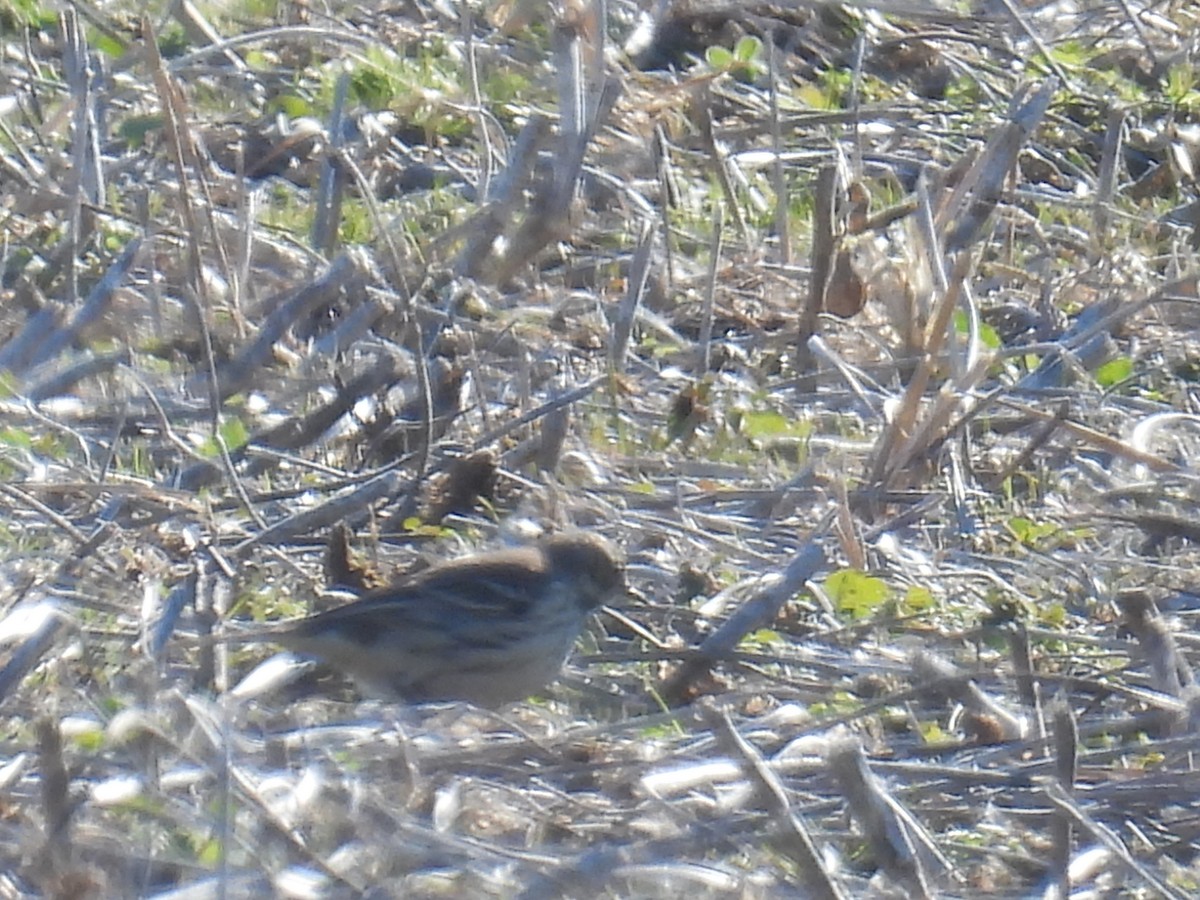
237, 532, 623, 706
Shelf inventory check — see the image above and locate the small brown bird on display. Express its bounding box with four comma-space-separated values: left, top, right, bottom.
230, 532, 624, 707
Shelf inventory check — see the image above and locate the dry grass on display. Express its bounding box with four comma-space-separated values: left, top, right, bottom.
3, 0, 1200, 896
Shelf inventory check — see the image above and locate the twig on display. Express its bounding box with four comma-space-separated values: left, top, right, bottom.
707, 706, 848, 900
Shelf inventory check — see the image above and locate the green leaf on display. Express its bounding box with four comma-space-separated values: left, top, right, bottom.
273, 94, 311, 118
196, 419, 249, 459
71, 728, 106, 752
824, 569, 890, 618
484, 70, 532, 104
740, 628, 782, 649
92, 32, 126, 59
1007, 516, 1059, 547
0, 427, 33, 450
741, 410, 788, 437
1048, 39, 1090, 69
351, 66, 395, 108
399, 518, 454, 537
902, 585, 936, 613
705, 46, 733, 70
919, 720, 951, 744
797, 82, 837, 110
734, 36, 762, 64
953, 309, 1001, 349
219, 418, 251, 452
740, 410, 811, 440
1166, 63, 1197, 105
1096, 356, 1133, 388
1037, 602, 1066, 627
195, 836, 222, 866
4, 0, 57, 28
